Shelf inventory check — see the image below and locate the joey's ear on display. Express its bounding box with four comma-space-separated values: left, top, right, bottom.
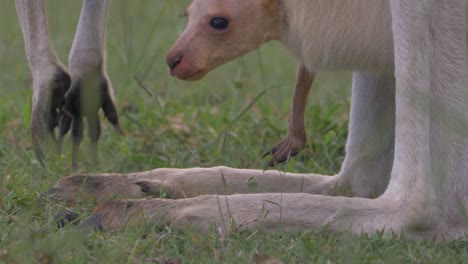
260, 0, 283, 40
262, 0, 280, 15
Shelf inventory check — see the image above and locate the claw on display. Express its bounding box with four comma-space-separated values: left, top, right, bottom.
102, 96, 121, 129
54, 209, 80, 228
29, 68, 71, 166
71, 117, 83, 170
80, 214, 103, 231
114, 123, 125, 135
264, 153, 289, 169
99, 79, 124, 136
262, 135, 305, 168
261, 150, 272, 159
41, 187, 62, 201
71, 144, 79, 170
32, 136, 46, 168
133, 180, 162, 195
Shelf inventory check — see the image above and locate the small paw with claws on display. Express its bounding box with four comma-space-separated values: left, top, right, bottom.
262, 132, 306, 167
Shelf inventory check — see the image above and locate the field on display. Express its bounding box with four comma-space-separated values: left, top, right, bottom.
0, 1, 466, 263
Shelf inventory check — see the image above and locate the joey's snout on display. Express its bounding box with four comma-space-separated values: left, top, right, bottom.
165, 47, 207, 81
167, 53, 183, 73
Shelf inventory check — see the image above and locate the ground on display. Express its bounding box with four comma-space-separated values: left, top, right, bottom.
0, 1, 466, 263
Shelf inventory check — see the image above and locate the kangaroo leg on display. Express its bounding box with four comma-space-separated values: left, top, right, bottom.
15, 0, 71, 165
263, 64, 315, 166
84, 192, 446, 239
49, 74, 396, 201
59, 0, 123, 169
337, 72, 395, 197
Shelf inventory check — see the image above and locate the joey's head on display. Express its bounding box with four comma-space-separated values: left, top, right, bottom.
166, 0, 282, 81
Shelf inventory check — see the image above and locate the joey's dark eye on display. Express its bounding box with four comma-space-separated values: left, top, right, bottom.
210, 17, 229, 30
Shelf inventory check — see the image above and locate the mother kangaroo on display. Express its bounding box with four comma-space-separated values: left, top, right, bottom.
41, 0, 468, 240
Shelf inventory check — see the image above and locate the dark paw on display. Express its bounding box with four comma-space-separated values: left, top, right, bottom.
40, 187, 64, 202
134, 180, 161, 196
54, 209, 80, 228
80, 214, 104, 231
262, 140, 301, 168
31, 69, 71, 166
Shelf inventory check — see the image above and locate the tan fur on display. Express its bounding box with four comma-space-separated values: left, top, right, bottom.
262, 0, 281, 17
166, 0, 282, 80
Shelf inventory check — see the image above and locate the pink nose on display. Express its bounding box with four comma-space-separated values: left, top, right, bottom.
167, 54, 183, 70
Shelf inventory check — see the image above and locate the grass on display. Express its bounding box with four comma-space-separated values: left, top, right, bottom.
0, 1, 466, 263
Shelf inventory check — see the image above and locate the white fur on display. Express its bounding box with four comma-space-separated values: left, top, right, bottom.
68, 0, 110, 77
15, 0, 66, 138
15, 0, 110, 79
282, 0, 394, 72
